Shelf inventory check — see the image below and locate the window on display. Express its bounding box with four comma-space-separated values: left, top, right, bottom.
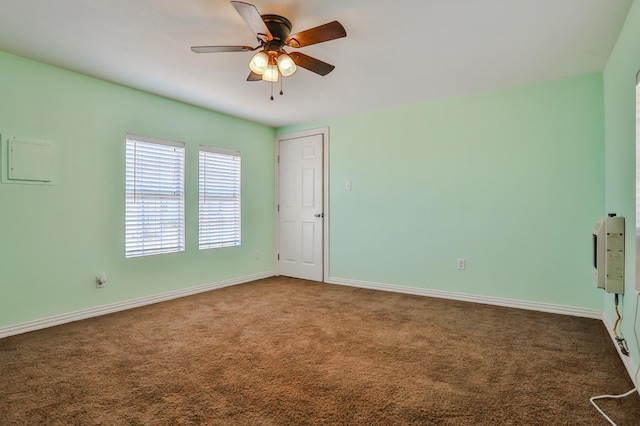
199, 146, 241, 249
125, 134, 185, 258
636, 73, 640, 292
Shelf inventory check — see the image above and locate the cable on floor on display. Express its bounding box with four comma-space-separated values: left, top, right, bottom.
613, 294, 630, 356
589, 292, 640, 426
613, 294, 621, 337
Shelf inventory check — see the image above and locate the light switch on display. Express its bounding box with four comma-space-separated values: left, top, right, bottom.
346, 181, 352, 191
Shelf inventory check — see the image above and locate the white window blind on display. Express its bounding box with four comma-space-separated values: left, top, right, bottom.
125, 134, 185, 258
199, 146, 241, 249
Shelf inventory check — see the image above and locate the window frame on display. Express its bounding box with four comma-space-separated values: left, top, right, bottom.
198, 145, 242, 250
125, 133, 186, 258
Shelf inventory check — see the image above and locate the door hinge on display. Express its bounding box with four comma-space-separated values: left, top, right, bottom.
277, 155, 280, 163
277, 253, 280, 260
277, 204, 280, 212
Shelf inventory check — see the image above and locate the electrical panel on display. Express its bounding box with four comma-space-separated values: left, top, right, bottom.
8, 138, 55, 182
1, 136, 56, 185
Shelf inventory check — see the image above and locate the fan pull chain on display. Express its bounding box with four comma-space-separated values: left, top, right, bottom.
270, 79, 274, 101
280, 77, 284, 96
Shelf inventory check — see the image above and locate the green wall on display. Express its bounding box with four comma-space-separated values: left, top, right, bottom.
0, 51, 276, 327
280, 73, 605, 310
0, 41, 615, 332
603, 0, 640, 370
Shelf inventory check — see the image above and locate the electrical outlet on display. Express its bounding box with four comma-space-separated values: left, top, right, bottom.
457, 258, 465, 270
254, 250, 261, 259
96, 272, 107, 288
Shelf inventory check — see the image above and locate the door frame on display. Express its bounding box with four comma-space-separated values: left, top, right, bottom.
274, 127, 330, 281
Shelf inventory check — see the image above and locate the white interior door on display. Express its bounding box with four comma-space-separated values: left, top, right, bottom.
277, 133, 324, 281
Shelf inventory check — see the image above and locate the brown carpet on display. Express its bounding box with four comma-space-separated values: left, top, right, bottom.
1, 276, 638, 425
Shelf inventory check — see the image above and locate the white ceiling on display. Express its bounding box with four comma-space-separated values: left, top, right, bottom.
0, 0, 633, 128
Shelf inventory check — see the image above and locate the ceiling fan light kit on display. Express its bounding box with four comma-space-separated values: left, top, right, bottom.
262, 64, 279, 82
276, 53, 297, 77
249, 51, 269, 74
191, 1, 346, 100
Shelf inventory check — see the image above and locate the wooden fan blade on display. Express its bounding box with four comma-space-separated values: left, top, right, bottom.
247, 72, 262, 81
289, 52, 335, 76
231, 1, 272, 40
286, 21, 346, 48
191, 45, 254, 53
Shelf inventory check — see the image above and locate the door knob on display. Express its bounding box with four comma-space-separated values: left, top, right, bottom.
314, 213, 324, 218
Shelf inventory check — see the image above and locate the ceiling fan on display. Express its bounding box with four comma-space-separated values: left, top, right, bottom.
191, 1, 347, 99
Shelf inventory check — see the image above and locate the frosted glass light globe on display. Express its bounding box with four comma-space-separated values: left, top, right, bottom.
277, 53, 297, 77
262, 64, 279, 82
249, 51, 269, 74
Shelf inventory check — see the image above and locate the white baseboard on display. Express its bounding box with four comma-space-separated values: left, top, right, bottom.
0, 271, 275, 339
602, 314, 639, 388
326, 277, 602, 319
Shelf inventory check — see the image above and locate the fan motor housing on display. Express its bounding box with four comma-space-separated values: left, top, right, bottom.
262, 14, 292, 42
